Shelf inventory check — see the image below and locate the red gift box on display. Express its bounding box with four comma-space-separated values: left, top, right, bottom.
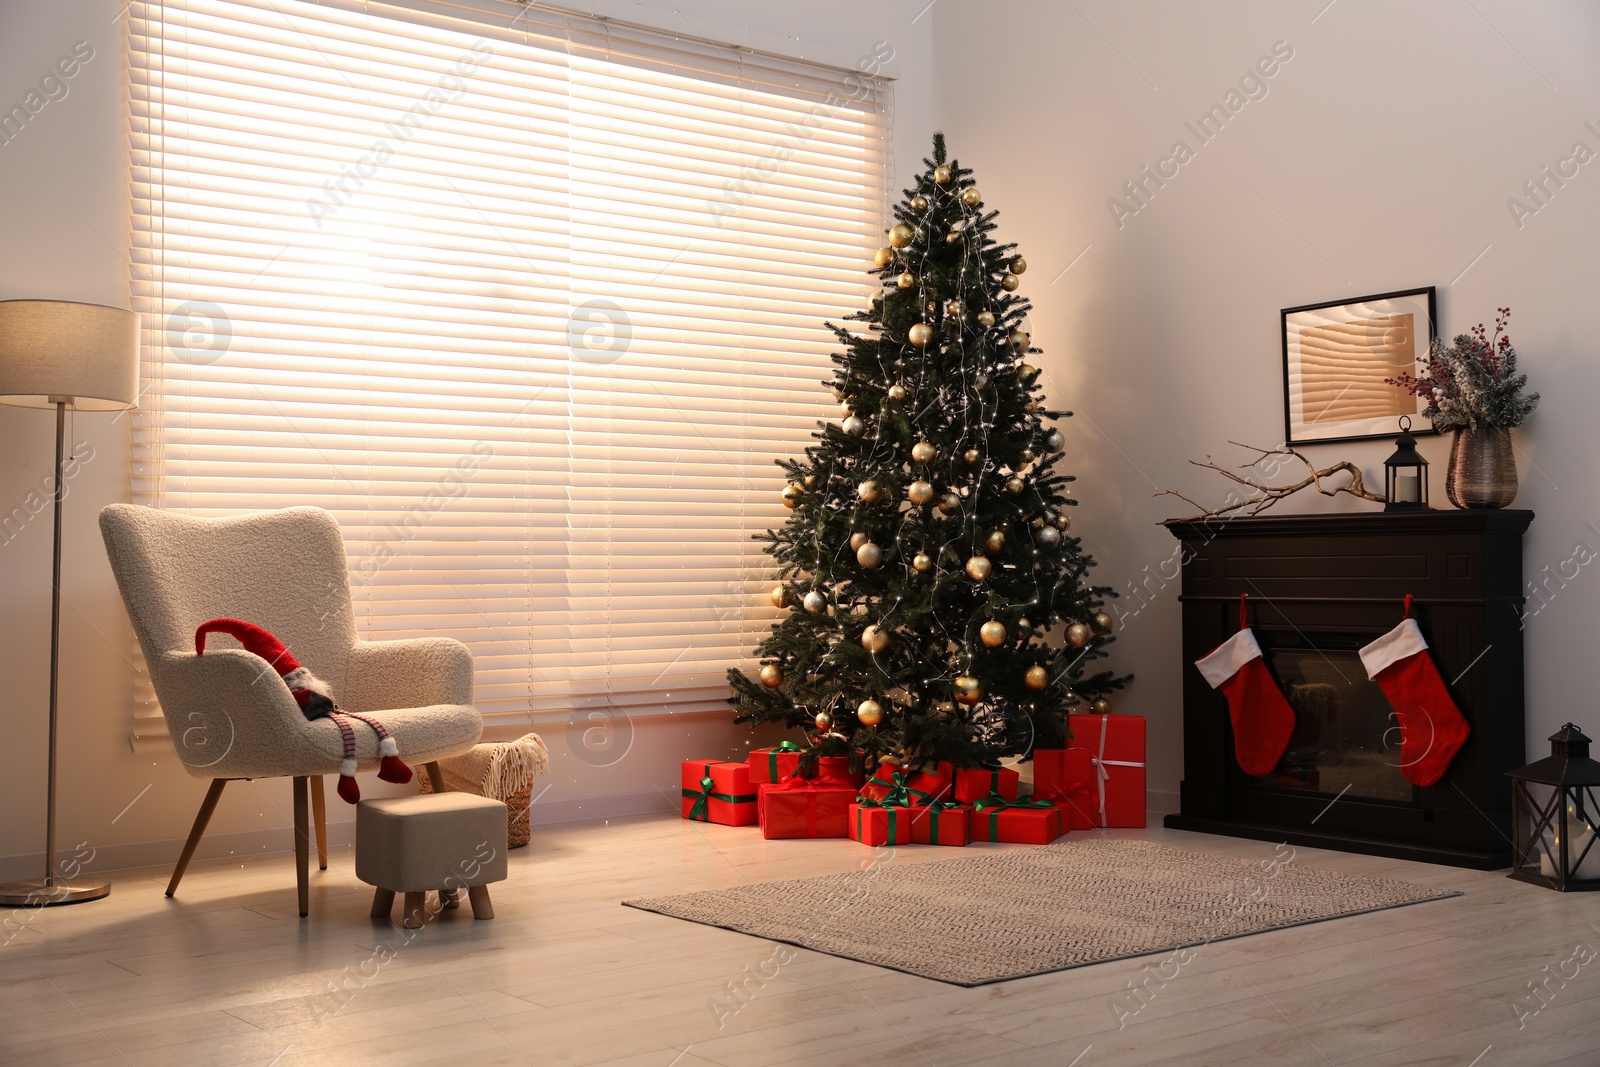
680, 760, 758, 826
908, 803, 970, 846
848, 802, 914, 846
748, 745, 862, 787
858, 760, 953, 805
757, 777, 855, 839
1031, 748, 1094, 831
1070, 713, 1147, 828
971, 799, 1063, 844
954, 766, 1020, 805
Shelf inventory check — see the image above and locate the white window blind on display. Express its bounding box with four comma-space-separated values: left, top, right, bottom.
127, 0, 888, 738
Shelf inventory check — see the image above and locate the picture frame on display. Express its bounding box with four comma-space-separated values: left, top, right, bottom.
1281, 286, 1437, 445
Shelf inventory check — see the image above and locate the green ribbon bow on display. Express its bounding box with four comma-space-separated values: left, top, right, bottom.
859, 769, 932, 809
972, 794, 1054, 841
764, 741, 803, 781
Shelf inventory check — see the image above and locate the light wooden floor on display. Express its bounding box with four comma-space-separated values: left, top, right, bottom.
3, 811, 1599, 1067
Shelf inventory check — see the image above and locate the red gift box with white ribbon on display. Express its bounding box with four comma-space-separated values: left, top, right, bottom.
1068, 713, 1146, 828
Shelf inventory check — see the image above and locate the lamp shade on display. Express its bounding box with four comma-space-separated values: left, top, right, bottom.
0, 299, 140, 411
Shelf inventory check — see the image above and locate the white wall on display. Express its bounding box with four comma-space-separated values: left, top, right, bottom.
0, 0, 934, 879
934, 0, 1600, 808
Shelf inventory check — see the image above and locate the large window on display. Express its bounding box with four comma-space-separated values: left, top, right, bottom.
127, 0, 887, 737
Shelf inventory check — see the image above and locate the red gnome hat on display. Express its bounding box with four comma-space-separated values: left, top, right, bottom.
194, 618, 412, 803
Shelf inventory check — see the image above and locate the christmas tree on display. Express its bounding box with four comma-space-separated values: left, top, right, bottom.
728, 133, 1127, 774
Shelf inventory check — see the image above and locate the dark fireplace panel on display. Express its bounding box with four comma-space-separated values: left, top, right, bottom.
1164, 511, 1531, 870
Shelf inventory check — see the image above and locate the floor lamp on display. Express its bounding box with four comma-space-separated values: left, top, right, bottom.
0, 299, 139, 907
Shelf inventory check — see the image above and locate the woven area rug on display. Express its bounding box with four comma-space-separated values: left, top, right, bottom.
622, 839, 1460, 985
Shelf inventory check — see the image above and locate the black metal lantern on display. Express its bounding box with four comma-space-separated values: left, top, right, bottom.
1383, 416, 1428, 510
1509, 724, 1600, 891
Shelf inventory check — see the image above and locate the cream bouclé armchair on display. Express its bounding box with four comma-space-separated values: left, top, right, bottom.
100, 504, 483, 916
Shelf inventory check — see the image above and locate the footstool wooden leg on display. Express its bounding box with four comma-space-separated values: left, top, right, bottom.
467, 884, 494, 920
403, 891, 428, 929
370, 888, 395, 919
440, 887, 460, 910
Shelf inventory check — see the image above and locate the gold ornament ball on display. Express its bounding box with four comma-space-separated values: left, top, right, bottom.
861, 625, 891, 654
985, 529, 1006, 553
933, 165, 953, 184
961, 186, 982, 206
782, 483, 804, 508
1017, 362, 1039, 382
1024, 665, 1050, 690
945, 298, 965, 318
945, 230, 962, 245
965, 555, 992, 582
954, 675, 983, 705
803, 590, 827, 614
850, 531, 869, 551
1045, 429, 1064, 452
980, 620, 1007, 647
1091, 611, 1115, 635
1001, 273, 1020, 292
888, 222, 914, 247
873, 246, 894, 269
888, 383, 908, 402
857, 479, 881, 503
1091, 696, 1114, 715
912, 551, 933, 572
1035, 525, 1061, 548
1067, 622, 1093, 648
976, 310, 996, 328
1055, 512, 1071, 531
815, 710, 833, 730
842, 415, 866, 436
1004, 476, 1025, 495
857, 542, 884, 569
907, 479, 934, 505
857, 699, 884, 727
769, 585, 788, 608
907, 323, 934, 347
910, 194, 928, 211
1020, 450, 1037, 467
1016, 617, 1033, 636
1009, 330, 1031, 353
938, 492, 962, 514
803, 473, 816, 486
897, 271, 916, 290
911, 440, 937, 463
963, 448, 982, 464
1023, 399, 1037, 413
1010, 255, 1028, 275
759, 663, 784, 688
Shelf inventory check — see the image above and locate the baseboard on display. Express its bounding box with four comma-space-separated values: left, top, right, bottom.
1147, 790, 1180, 816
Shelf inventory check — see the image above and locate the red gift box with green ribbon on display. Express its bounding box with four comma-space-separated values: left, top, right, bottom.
1030, 748, 1094, 831
680, 760, 758, 826
757, 775, 855, 839
953, 766, 1020, 805
857, 760, 952, 806
848, 801, 914, 846
908, 802, 971, 846
1069, 713, 1147, 828
971, 796, 1063, 844
748, 743, 863, 787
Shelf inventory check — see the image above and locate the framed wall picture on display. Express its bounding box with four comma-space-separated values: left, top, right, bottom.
1281, 286, 1437, 445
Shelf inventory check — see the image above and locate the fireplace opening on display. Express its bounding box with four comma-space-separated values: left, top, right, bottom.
1244, 637, 1414, 804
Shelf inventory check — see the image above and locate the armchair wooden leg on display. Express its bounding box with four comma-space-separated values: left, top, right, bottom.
167, 779, 228, 898
310, 775, 328, 870
293, 776, 310, 918
423, 761, 446, 793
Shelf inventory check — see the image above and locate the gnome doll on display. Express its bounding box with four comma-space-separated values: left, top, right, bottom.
194, 618, 412, 803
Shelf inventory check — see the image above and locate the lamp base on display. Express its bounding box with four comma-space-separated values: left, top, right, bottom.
0, 879, 111, 907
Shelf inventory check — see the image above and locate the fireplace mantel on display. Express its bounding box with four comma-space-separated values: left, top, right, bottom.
1163, 509, 1532, 869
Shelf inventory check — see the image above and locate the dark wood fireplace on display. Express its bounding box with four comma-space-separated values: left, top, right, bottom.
1163, 510, 1532, 870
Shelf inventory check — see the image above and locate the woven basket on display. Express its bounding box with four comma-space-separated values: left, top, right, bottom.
419, 733, 548, 849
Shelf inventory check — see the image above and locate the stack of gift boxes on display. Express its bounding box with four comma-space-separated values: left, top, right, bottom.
680, 715, 1146, 846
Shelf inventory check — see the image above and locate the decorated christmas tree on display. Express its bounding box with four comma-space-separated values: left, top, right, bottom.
728, 133, 1127, 774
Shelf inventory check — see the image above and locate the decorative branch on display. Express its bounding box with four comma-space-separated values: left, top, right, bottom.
1156, 441, 1386, 522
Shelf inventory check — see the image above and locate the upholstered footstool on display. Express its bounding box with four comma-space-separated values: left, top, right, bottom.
357, 793, 508, 929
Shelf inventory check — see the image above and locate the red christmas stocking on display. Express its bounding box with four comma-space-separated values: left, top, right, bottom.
1359, 598, 1469, 788
1194, 596, 1296, 776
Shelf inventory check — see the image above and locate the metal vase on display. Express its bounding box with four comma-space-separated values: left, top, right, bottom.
1446, 426, 1518, 509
